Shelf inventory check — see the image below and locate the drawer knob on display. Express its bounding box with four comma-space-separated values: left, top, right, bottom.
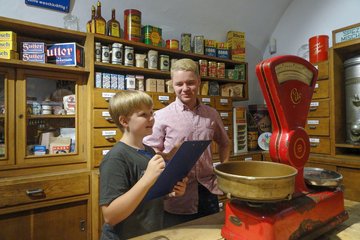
26, 188, 45, 198
104, 117, 114, 123
309, 126, 317, 129
309, 107, 318, 111
105, 136, 116, 142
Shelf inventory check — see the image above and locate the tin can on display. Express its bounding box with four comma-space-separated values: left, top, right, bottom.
124, 46, 134, 66
101, 45, 110, 63
181, 33, 191, 52
309, 35, 329, 64
193, 35, 204, 54
208, 61, 217, 77
111, 43, 123, 64
160, 55, 170, 71
124, 9, 142, 42
148, 50, 158, 70
166, 39, 179, 50
199, 59, 208, 77
142, 25, 162, 47
217, 62, 225, 78
95, 42, 101, 62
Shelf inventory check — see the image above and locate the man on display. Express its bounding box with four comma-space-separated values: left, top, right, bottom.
143, 58, 230, 227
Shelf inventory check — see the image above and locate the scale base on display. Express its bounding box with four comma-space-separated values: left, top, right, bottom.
222, 189, 348, 240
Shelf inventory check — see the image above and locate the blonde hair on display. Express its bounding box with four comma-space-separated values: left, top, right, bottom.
109, 90, 153, 130
171, 58, 200, 78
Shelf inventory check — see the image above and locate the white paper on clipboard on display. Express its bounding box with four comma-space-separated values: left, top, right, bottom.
144, 140, 211, 202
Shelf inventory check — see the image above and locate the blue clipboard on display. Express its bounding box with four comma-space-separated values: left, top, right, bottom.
144, 140, 211, 201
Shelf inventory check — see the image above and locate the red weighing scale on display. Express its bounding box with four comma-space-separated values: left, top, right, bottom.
221, 55, 348, 240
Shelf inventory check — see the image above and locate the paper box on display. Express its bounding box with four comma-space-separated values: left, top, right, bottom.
47, 42, 84, 66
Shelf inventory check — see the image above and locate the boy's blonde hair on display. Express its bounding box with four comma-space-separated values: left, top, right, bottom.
109, 90, 153, 131
171, 58, 200, 78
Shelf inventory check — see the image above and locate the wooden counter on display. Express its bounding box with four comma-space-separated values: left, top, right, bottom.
131, 200, 360, 240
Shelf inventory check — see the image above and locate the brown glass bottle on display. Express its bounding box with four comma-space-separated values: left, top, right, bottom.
94, 0, 106, 35
107, 9, 121, 37
86, 5, 96, 33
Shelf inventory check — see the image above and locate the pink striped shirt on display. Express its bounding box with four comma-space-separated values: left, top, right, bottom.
143, 97, 230, 214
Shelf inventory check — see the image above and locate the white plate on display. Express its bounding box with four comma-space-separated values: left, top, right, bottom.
258, 132, 272, 150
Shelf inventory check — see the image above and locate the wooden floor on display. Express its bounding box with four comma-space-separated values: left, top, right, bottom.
130, 200, 360, 240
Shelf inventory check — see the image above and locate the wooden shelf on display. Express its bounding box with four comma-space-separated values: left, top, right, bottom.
0, 59, 89, 74
27, 114, 75, 119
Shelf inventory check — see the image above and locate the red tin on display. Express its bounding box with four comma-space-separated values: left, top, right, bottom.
309, 35, 329, 64
124, 9, 141, 42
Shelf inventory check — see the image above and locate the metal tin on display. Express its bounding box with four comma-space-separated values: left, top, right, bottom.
124, 46, 134, 66
199, 59, 208, 77
95, 42, 101, 62
193, 35, 204, 54
101, 45, 110, 63
147, 50, 158, 70
142, 25, 162, 47
344, 56, 360, 143
181, 33, 191, 52
217, 62, 225, 78
208, 61, 217, 77
124, 9, 141, 42
160, 55, 170, 71
166, 39, 179, 50
111, 43, 123, 64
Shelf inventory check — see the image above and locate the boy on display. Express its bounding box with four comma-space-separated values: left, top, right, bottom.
99, 90, 187, 240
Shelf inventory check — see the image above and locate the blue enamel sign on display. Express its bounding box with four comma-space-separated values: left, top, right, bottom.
25, 0, 70, 13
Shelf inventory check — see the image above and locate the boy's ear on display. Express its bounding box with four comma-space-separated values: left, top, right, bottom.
119, 115, 128, 128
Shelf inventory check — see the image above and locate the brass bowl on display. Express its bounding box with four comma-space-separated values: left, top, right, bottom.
214, 161, 298, 202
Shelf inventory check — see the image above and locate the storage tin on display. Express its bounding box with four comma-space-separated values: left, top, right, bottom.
208, 61, 217, 77
309, 35, 329, 64
199, 59, 208, 77
166, 39, 179, 50
160, 55, 170, 71
193, 35, 204, 54
142, 25, 162, 47
344, 56, 360, 143
124, 46, 134, 66
148, 50, 158, 70
124, 9, 141, 42
181, 33, 192, 52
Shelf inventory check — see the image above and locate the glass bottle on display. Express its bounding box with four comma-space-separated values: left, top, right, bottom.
86, 5, 96, 33
107, 9, 121, 37
94, 0, 106, 35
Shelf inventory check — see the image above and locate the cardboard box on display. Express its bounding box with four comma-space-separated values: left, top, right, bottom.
0, 49, 17, 59
0, 41, 17, 51
227, 31, 246, 61
21, 42, 45, 53
47, 42, 84, 66
22, 53, 46, 63
157, 79, 165, 93
0, 31, 17, 41
146, 78, 157, 92
49, 137, 71, 154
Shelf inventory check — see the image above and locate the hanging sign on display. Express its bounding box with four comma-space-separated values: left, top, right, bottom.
25, 0, 70, 13
333, 23, 360, 46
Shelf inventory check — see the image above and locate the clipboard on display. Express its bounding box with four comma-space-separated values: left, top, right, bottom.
144, 140, 211, 201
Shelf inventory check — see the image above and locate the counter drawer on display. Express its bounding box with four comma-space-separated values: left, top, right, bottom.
308, 99, 330, 117
218, 111, 233, 125
152, 93, 175, 110
305, 118, 330, 136
0, 172, 89, 208
313, 79, 329, 99
315, 61, 329, 80
93, 128, 122, 147
93, 89, 118, 109
199, 96, 215, 108
93, 109, 115, 128
93, 147, 112, 168
309, 137, 331, 154
214, 96, 232, 111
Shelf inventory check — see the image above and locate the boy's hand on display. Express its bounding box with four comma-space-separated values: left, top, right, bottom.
143, 154, 165, 186
168, 177, 188, 197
